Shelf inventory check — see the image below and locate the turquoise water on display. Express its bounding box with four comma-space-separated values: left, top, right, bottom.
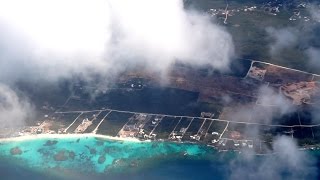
0, 136, 215, 178
0, 136, 319, 180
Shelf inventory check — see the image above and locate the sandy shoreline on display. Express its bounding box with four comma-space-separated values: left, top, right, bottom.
0, 133, 147, 143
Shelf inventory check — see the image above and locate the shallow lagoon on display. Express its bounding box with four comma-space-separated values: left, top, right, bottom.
0, 136, 219, 179
0, 135, 319, 180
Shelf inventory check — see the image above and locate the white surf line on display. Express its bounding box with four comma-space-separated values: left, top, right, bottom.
0, 133, 144, 143
169, 117, 183, 136
92, 110, 112, 134
219, 121, 229, 139
64, 112, 83, 133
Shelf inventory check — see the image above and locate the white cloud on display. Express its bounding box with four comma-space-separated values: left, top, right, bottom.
0, 0, 234, 83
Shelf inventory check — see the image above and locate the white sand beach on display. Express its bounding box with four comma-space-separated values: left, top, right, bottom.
0, 133, 148, 143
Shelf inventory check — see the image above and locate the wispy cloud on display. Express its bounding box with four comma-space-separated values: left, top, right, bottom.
266, 27, 299, 56
223, 85, 295, 124
0, 83, 34, 128
228, 136, 317, 180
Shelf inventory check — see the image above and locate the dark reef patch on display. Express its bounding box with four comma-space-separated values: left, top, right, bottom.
44, 140, 58, 146
54, 150, 74, 161
98, 155, 106, 164
10, 147, 22, 155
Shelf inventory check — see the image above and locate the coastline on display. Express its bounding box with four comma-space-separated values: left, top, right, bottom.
1, 133, 318, 155
0, 133, 147, 143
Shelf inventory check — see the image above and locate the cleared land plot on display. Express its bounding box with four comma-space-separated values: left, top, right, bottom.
311, 127, 320, 143
124, 115, 137, 126
260, 126, 292, 141
53, 113, 81, 128
314, 75, 320, 82
23, 83, 71, 113
66, 112, 97, 133
207, 120, 228, 134
224, 123, 273, 141
91, 87, 200, 116
171, 117, 193, 135
182, 118, 204, 141
261, 63, 314, 84
84, 110, 110, 133
96, 112, 133, 136
142, 115, 157, 135
41, 113, 80, 132
203, 120, 228, 143
153, 117, 180, 139
198, 120, 212, 140
293, 127, 314, 141
297, 109, 313, 125
45, 113, 80, 132
202, 133, 219, 144
219, 104, 254, 122
272, 112, 300, 126
63, 98, 96, 111
222, 123, 247, 139
259, 141, 273, 153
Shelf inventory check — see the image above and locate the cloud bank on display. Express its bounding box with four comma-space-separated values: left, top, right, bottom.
0, 0, 235, 127
0, 0, 234, 84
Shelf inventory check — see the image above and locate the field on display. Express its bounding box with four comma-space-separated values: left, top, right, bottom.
96, 112, 133, 136
153, 117, 180, 139
66, 112, 97, 133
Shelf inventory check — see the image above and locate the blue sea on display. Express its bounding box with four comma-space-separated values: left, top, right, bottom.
0, 136, 319, 180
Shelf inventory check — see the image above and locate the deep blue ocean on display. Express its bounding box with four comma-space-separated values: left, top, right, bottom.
0, 158, 227, 180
